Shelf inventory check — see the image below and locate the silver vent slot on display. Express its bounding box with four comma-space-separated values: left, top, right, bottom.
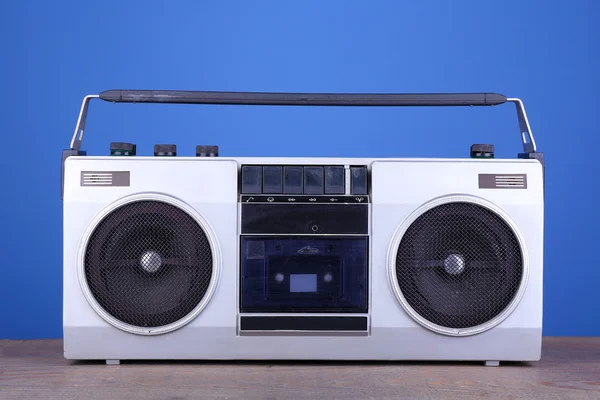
81, 171, 130, 187
479, 174, 527, 189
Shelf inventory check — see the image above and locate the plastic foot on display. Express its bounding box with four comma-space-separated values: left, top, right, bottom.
484, 360, 500, 367
106, 359, 121, 365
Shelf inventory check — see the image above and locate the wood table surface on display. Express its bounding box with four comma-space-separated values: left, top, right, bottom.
1, 337, 599, 399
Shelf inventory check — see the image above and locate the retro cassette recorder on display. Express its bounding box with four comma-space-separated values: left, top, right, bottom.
61, 90, 544, 366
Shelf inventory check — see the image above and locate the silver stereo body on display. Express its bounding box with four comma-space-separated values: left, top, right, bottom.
62, 90, 544, 366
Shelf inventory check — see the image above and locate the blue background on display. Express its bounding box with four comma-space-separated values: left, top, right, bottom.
1, 1, 599, 339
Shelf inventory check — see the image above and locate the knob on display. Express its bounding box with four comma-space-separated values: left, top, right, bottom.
470, 144, 494, 158
196, 145, 219, 157
154, 144, 177, 156
110, 142, 136, 156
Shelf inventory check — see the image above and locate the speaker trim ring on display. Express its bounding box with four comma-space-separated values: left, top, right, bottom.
386, 194, 529, 337
77, 192, 221, 336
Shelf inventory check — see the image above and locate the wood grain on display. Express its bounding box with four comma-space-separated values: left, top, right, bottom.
1, 337, 599, 399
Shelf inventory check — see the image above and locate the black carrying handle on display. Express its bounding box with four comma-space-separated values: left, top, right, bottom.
69, 89, 535, 155
98, 89, 507, 107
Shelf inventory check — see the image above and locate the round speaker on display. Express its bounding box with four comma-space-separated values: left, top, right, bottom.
388, 195, 528, 336
78, 193, 220, 335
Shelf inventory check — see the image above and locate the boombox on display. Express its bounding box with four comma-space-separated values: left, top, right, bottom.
61, 90, 544, 366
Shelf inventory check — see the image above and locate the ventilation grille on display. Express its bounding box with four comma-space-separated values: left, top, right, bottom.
81, 171, 130, 187
395, 202, 523, 330
479, 174, 527, 189
84, 200, 213, 329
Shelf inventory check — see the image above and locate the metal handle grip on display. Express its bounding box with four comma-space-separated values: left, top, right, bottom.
69, 90, 536, 153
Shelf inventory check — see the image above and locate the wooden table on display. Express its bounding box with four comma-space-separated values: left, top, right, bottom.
1, 337, 599, 399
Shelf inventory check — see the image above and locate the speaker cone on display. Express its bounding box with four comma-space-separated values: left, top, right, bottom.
82, 198, 215, 332
394, 200, 524, 333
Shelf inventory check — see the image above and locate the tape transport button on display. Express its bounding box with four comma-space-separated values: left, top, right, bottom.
325, 166, 345, 194
351, 167, 367, 195
263, 166, 283, 194
303, 166, 324, 195
242, 166, 262, 194
284, 166, 303, 194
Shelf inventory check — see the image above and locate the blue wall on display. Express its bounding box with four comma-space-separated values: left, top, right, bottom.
2, 1, 598, 339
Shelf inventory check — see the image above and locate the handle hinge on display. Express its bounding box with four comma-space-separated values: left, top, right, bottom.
507, 98, 537, 154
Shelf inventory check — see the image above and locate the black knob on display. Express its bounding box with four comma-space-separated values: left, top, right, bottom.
154, 144, 177, 156
110, 142, 136, 156
470, 144, 494, 158
196, 145, 219, 157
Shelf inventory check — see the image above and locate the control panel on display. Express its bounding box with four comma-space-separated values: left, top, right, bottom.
241, 165, 368, 196
240, 164, 370, 234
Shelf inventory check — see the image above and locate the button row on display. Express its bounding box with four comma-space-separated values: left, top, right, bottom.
242, 165, 367, 195
109, 143, 219, 157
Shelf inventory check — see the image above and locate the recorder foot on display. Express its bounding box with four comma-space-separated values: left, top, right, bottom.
484, 360, 500, 367
106, 359, 121, 365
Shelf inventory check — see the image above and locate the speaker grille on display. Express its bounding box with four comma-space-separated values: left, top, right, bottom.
84, 200, 214, 329
395, 202, 523, 330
